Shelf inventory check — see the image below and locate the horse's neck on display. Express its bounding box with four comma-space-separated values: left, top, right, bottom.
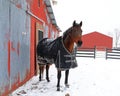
63, 37, 74, 53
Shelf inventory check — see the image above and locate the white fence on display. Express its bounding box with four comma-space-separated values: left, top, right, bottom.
76, 47, 120, 60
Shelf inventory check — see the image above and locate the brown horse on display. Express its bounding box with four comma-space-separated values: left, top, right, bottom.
37, 20, 83, 91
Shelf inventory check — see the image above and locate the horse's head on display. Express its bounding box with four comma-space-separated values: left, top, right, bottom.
66, 20, 83, 47
63, 20, 83, 52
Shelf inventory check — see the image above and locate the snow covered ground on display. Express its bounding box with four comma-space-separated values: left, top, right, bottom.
11, 57, 120, 96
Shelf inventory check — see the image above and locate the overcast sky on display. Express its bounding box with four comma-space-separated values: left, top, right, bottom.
53, 0, 120, 35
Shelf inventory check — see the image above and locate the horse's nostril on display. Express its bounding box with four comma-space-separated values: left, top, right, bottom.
77, 41, 82, 47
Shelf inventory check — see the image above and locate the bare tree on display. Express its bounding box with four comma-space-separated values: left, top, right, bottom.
114, 29, 120, 48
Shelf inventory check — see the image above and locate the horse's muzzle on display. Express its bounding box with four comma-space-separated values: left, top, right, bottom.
77, 41, 83, 47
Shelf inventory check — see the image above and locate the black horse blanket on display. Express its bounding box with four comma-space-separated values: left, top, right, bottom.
37, 36, 78, 70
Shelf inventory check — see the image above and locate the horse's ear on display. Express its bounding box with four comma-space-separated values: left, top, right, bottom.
73, 20, 76, 27
79, 21, 82, 27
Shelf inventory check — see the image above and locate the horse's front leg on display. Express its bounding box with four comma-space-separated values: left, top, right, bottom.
65, 70, 69, 88
46, 64, 50, 82
57, 70, 61, 91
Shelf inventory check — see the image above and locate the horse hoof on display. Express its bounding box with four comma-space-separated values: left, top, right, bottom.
65, 84, 70, 88
39, 78, 44, 81
57, 87, 60, 91
47, 79, 50, 82
46, 78, 50, 82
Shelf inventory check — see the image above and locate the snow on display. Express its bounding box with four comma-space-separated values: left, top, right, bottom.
11, 57, 120, 96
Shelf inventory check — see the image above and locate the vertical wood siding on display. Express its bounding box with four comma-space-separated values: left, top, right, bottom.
0, 0, 31, 95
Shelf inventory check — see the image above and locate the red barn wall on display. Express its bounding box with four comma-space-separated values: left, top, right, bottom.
30, 0, 60, 75
82, 32, 113, 50
30, 0, 47, 76
0, 0, 59, 96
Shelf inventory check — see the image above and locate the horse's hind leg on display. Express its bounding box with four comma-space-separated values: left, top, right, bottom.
39, 64, 44, 81
46, 64, 50, 82
65, 70, 69, 88
57, 70, 61, 91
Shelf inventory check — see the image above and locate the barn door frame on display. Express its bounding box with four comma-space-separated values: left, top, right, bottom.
35, 22, 44, 75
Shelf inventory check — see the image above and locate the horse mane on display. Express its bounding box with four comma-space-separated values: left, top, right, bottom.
63, 22, 80, 41
63, 27, 72, 41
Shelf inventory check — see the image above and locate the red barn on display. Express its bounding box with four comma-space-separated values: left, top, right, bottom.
82, 31, 113, 50
29, 0, 60, 76
0, 0, 60, 96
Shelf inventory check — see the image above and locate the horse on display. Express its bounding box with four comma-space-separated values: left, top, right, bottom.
37, 20, 83, 91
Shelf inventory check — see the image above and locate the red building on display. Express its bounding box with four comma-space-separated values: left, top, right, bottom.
29, 0, 60, 76
0, 0, 60, 96
82, 31, 113, 50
